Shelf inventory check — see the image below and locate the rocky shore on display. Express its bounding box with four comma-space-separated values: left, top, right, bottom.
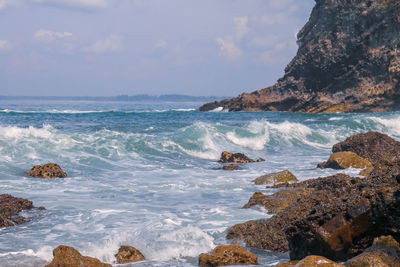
200, 0, 400, 113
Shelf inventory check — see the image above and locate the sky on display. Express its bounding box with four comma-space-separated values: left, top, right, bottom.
0, 0, 315, 96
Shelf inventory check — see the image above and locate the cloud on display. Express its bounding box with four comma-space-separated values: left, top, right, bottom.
83, 35, 123, 53
0, 39, 12, 50
31, 0, 108, 9
35, 29, 73, 42
0, 0, 21, 10
155, 40, 167, 48
233, 16, 248, 39
215, 37, 241, 61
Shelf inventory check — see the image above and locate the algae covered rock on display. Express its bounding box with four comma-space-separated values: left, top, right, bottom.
198, 245, 258, 267
219, 151, 255, 163
318, 151, 373, 175
45, 245, 111, 267
253, 170, 298, 185
27, 163, 67, 178
115, 245, 145, 264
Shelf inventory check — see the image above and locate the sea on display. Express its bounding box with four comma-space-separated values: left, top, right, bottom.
0, 99, 399, 267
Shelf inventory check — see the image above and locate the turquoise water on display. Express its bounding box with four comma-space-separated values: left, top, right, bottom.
0, 99, 400, 266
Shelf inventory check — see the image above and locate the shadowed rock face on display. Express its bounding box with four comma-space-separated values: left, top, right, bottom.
200, 0, 400, 113
0, 194, 43, 228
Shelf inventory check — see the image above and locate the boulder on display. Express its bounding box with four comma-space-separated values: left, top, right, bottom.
45, 245, 111, 267
0, 194, 43, 228
218, 151, 255, 163
198, 245, 258, 267
294, 256, 345, 267
346, 236, 400, 267
243, 189, 312, 214
115, 245, 145, 264
256, 158, 265, 162
253, 170, 298, 185
222, 164, 240, 171
317, 151, 373, 175
27, 163, 67, 178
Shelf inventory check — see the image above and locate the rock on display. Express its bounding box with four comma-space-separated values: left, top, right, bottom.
256, 158, 265, 162
115, 245, 145, 264
0, 194, 39, 228
45, 245, 111, 267
27, 163, 67, 178
276, 260, 299, 267
199, 1, 400, 113
295, 256, 345, 267
253, 170, 298, 185
219, 151, 255, 163
243, 189, 312, 214
346, 235, 400, 267
222, 164, 240, 171
318, 151, 373, 175
198, 245, 258, 267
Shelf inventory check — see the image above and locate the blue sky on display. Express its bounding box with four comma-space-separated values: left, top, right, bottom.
0, 0, 314, 96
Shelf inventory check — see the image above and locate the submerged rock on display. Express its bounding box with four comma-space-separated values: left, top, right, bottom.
45, 245, 111, 267
218, 151, 255, 163
222, 164, 240, 171
27, 163, 67, 178
198, 245, 258, 267
199, 1, 400, 113
317, 151, 373, 175
253, 170, 298, 185
115, 245, 145, 264
0, 194, 42, 228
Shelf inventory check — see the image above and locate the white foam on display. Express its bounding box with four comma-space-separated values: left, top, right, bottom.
370, 116, 400, 136
0, 246, 53, 262
209, 107, 224, 112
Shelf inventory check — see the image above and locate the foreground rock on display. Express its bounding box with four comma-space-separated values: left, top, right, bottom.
199, 0, 400, 113
115, 245, 145, 264
219, 151, 255, 163
317, 151, 373, 175
277, 255, 345, 267
198, 245, 258, 267
0, 194, 44, 228
45, 245, 111, 267
253, 170, 298, 185
27, 163, 67, 178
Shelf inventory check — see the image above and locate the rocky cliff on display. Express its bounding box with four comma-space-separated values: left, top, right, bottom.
200, 0, 400, 113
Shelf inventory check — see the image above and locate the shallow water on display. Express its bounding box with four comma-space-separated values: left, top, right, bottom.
1, 99, 399, 266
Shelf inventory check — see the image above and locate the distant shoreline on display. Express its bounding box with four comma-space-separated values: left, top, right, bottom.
0, 94, 230, 102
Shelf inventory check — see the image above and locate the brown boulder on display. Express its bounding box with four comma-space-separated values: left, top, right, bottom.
253, 170, 298, 185
27, 163, 67, 178
198, 245, 258, 266
45, 245, 111, 267
115, 245, 145, 264
346, 236, 400, 267
0, 194, 42, 228
222, 164, 240, 171
243, 189, 312, 214
219, 151, 255, 163
295, 256, 345, 267
318, 151, 373, 176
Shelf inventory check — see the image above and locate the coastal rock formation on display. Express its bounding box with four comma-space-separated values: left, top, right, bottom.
199, 0, 400, 113
115, 245, 145, 264
198, 245, 258, 267
219, 151, 259, 163
317, 151, 373, 176
253, 170, 298, 185
0, 194, 43, 228
45, 245, 111, 267
27, 163, 67, 178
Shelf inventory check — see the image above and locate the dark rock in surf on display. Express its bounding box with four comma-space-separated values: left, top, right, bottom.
222, 164, 240, 171
115, 245, 145, 264
218, 151, 255, 163
0, 194, 43, 228
27, 163, 67, 178
317, 151, 373, 176
253, 170, 298, 185
45, 245, 111, 267
198, 245, 258, 267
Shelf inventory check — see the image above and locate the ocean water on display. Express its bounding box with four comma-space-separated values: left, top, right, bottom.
0, 99, 400, 267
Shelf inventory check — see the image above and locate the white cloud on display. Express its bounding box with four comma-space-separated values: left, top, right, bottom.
84, 35, 123, 53
233, 16, 248, 39
31, 0, 108, 9
216, 37, 241, 61
155, 40, 167, 48
35, 29, 73, 41
0, 39, 12, 50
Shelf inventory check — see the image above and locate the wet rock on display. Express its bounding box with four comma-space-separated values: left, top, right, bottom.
317, 151, 373, 176
243, 189, 312, 214
198, 245, 258, 267
115, 245, 145, 264
253, 170, 298, 185
346, 236, 400, 267
0, 194, 38, 228
27, 163, 67, 178
256, 158, 265, 162
222, 164, 240, 171
45, 245, 111, 267
294, 256, 345, 267
276, 260, 299, 267
218, 151, 255, 163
